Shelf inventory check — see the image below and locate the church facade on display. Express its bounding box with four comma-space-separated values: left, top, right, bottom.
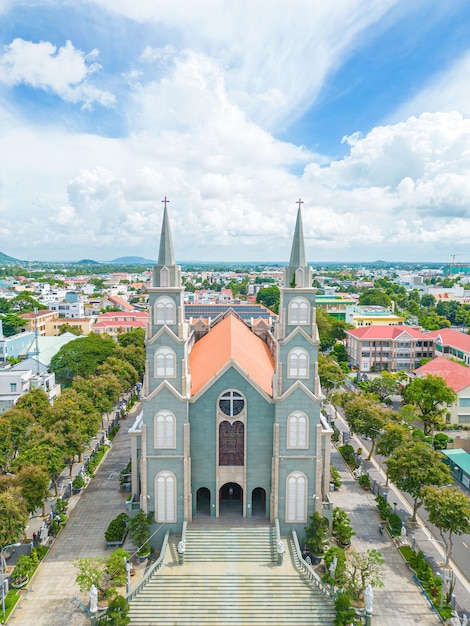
129, 203, 332, 537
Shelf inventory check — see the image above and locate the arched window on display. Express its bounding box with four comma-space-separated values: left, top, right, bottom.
160, 267, 169, 287
286, 471, 307, 522
155, 471, 176, 522
218, 390, 245, 417
219, 421, 244, 466
154, 411, 176, 448
287, 411, 308, 449
155, 297, 175, 325
288, 348, 309, 378
155, 347, 176, 378
295, 267, 304, 288
289, 297, 309, 325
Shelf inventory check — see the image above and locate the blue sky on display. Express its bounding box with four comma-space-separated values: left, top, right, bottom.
1, 1, 470, 263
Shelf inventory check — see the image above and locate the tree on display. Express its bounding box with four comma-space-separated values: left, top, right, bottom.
318, 355, 345, 396
340, 394, 393, 460
117, 327, 145, 349
128, 509, 152, 556
256, 286, 280, 313
421, 294, 436, 308
376, 422, 410, 485
366, 371, 404, 404
16, 464, 51, 515
358, 289, 391, 308
98, 357, 138, 391
0, 312, 26, 336
114, 345, 145, 378
316, 308, 352, 351
402, 375, 457, 436
304, 512, 329, 557
343, 549, 385, 600
0, 485, 29, 545
386, 441, 452, 521
14, 435, 66, 496
422, 486, 470, 566
73, 556, 108, 594
49, 334, 116, 387
15, 388, 51, 424
58, 323, 83, 336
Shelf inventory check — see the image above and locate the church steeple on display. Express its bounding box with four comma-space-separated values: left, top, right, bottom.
152, 197, 181, 288
288, 205, 306, 269
157, 200, 176, 267
284, 199, 312, 289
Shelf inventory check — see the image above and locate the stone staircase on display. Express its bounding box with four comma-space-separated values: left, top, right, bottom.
128, 526, 336, 625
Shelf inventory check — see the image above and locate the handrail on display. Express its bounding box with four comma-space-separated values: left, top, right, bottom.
177, 519, 187, 564
126, 529, 170, 601
291, 530, 337, 599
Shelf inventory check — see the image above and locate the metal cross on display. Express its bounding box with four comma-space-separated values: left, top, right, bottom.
161, 196, 170, 208
296, 198, 303, 210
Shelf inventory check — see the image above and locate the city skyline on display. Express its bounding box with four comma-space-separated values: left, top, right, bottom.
1, 1, 470, 263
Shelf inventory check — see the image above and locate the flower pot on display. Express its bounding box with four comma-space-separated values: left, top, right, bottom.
11, 575, 29, 589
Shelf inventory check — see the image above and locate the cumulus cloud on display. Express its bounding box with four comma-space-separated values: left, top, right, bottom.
0, 38, 115, 108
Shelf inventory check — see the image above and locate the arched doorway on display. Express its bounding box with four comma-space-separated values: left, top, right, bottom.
196, 487, 211, 517
219, 482, 243, 517
251, 487, 267, 517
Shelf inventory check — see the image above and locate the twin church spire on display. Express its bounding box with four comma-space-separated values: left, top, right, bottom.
154, 197, 310, 288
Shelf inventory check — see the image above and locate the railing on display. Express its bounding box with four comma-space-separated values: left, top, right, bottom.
291, 530, 337, 599
412, 574, 443, 623
177, 519, 187, 565
126, 529, 170, 601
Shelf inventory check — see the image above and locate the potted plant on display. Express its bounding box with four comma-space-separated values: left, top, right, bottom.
334, 592, 356, 626
11, 555, 33, 588
104, 512, 130, 547
333, 507, 355, 548
128, 509, 152, 559
72, 475, 86, 494
54, 498, 68, 514
304, 512, 329, 565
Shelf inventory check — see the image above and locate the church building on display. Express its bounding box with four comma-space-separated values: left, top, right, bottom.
129, 202, 332, 537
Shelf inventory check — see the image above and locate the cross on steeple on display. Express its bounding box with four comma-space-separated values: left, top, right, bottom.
296, 198, 303, 210
161, 196, 170, 209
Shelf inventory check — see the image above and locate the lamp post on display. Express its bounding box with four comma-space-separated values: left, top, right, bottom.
1, 542, 21, 621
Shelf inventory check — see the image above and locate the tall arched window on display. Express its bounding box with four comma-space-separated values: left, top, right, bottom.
288, 348, 309, 378
155, 347, 176, 378
286, 471, 307, 522
289, 297, 309, 325
154, 411, 176, 448
219, 421, 244, 466
155, 297, 175, 325
287, 411, 308, 448
155, 471, 176, 522
160, 267, 169, 287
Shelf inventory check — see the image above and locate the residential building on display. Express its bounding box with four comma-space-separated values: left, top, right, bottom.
345, 304, 405, 327
412, 356, 470, 426
129, 206, 332, 537
0, 366, 60, 415
0, 323, 35, 363
425, 328, 470, 366
346, 326, 434, 372
92, 311, 148, 337
315, 294, 357, 321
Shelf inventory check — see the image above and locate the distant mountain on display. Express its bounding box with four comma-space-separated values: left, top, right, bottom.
0, 251, 23, 263
110, 256, 156, 264
76, 258, 101, 265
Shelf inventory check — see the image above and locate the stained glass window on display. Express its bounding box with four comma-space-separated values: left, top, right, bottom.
219, 420, 244, 465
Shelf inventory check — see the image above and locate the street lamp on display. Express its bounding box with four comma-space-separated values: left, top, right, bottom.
1, 542, 21, 621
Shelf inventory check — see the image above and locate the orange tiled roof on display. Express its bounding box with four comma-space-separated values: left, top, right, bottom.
426, 328, 470, 353
414, 356, 470, 392
347, 326, 427, 340
189, 313, 274, 396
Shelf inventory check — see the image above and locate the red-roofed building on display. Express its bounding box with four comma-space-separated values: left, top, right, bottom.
413, 357, 470, 426
93, 311, 148, 338
425, 328, 470, 367
346, 326, 434, 372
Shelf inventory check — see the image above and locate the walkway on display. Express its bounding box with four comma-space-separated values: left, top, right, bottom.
9, 414, 133, 626
330, 446, 440, 625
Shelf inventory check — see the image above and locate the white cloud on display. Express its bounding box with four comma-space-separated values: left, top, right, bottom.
0, 38, 114, 108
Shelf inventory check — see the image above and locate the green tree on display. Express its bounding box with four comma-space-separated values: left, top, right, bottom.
0, 312, 26, 336
366, 371, 404, 403
422, 486, 470, 566
256, 286, 280, 313
58, 323, 83, 336
343, 549, 385, 600
386, 441, 452, 521
0, 485, 29, 545
114, 345, 145, 378
117, 327, 145, 348
15, 388, 51, 424
16, 464, 51, 515
73, 373, 121, 418
358, 289, 391, 308
318, 355, 345, 396
418, 311, 450, 330
14, 435, 66, 496
73, 556, 107, 594
50, 334, 116, 387
316, 308, 352, 351
421, 294, 436, 308
98, 357, 138, 391
402, 375, 457, 436
376, 422, 410, 485
340, 394, 393, 460
99, 594, 130, 625
0, 418, 13, 471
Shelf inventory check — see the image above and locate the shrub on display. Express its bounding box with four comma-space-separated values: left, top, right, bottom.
55, 498, 68, 513
388, 513, 402, 536
334, 593, 355, 626
330, 466, 342, 490
323, 546, 347, 586
72, 475, 86, 489
304, 512, 329, 556
338, 444, 358, 469
332, 507, 355, 546
375, 494, 391, 520
105, 513, 130, 543
358, 474, 370, 489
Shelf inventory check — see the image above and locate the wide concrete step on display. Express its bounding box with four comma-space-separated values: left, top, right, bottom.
184, 526, 275, 562
130, 576, 335, 625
